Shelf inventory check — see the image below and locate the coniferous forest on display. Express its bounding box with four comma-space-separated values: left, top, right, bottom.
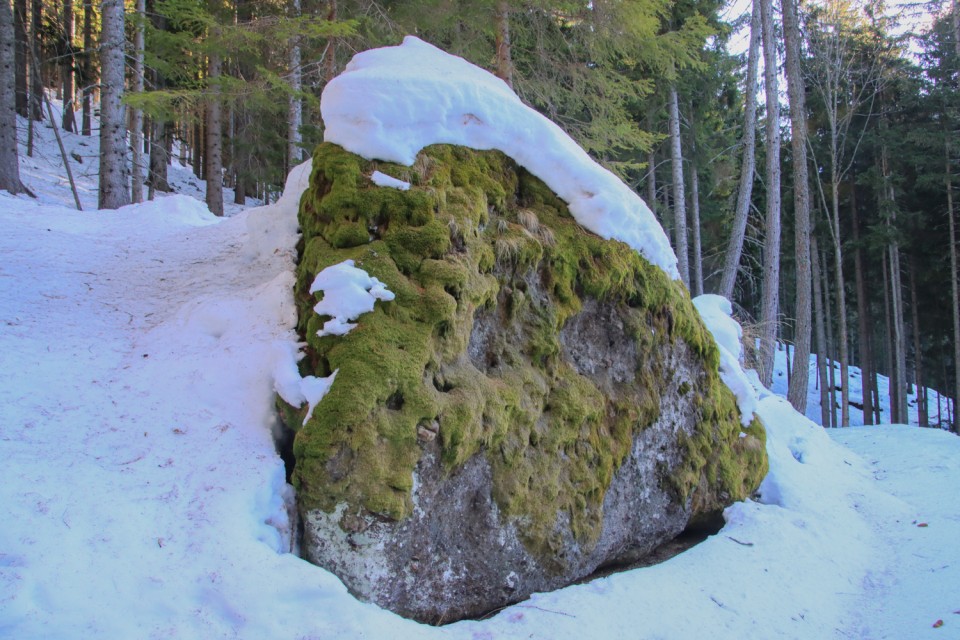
1, 0, 959, 433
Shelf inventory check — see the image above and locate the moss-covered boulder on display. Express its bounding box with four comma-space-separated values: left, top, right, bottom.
282, 142, 767, 623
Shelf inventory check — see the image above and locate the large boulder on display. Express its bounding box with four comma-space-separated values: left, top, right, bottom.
280, 142, 767, 623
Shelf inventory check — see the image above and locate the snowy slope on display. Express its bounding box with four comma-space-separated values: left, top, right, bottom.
1, 46, 959, 640
768, 341, 954, 429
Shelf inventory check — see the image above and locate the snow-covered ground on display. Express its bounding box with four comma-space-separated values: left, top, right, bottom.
2, 46, 959, 639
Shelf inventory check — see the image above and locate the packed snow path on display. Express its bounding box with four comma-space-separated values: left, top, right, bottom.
832, 426, 960, 638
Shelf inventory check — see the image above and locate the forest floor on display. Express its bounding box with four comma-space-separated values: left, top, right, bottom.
0, 108, 958, 639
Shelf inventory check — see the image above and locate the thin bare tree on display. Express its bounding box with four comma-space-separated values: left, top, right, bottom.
668, 85, 690, 288
719, 0, 761, 301
758, 0, 782, 387
783, 0, 814, 413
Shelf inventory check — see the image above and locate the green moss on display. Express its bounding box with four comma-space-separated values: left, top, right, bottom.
284, 142, 767, 563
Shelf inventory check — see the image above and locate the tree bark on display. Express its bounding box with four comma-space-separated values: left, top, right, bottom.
812, 236, 830, 427
494, 0, 514, 89
719, 0, 761, 301
783, 0, 814, 413
14, 0, 26, 117
81, 0, 92, 136
206, 50, 224, 217
758, 0, 782, 387
97, 0, 130, 210
131, 0, 146, 203
668, 85, 689, 288
61, 0, 76, 132
0, 0, 23, 194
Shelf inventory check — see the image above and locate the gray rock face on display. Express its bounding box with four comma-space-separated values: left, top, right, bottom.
301, 295, 706, 623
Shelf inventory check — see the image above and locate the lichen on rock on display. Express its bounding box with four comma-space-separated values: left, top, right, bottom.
280, 141, 767, 623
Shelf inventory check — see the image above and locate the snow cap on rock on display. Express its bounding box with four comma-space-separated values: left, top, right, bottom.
321, 35, 680, 280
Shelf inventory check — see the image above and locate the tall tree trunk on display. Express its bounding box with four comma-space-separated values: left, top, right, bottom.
192, 120, 203, 179
719, 0, 761, 301
812, 236, 830, 427
61, 0, 76, 132
287, 0, 302, 169
758, 0, 782, 387
646, 147, 657, 220
148, 121, 170, 193
206, 50, 224, 217
829, 172, 851, 426
851, 180, 874, 425
882, 249, 896, 423
689, 155, 704, 297
130, 0, 145, 203
28, 0, 40, 121
97, 0, 130, 210
0, 0, 23, 193
687, 105, 704, 297
81, 0, 92, 136
881, 137, 908, 424
324, 0, 337, 82
821, 240, 837, 428
14, 0, 26, 117
948, 141, 960, 433
890, 244, 908, 423
909, 257, 927, 426
668, 85, 689, 288
783, 0, 813, 413
494, 0, 514, 88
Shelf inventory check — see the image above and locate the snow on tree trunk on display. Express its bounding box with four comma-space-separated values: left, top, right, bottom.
97, 0, 130, 210
758, 0, 781, 388
668, 85, 689, 288
0, 0, 22, 194
783, 0, 813, 414
719, 0, 760, 301
205, 49, 224, 217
